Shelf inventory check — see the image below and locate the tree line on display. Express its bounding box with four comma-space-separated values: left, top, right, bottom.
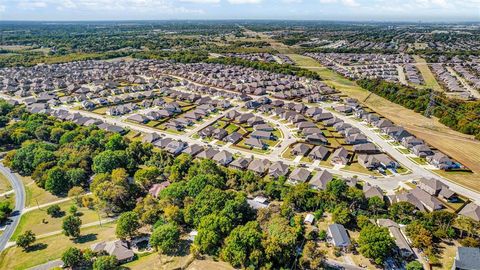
357, 79, 480, 140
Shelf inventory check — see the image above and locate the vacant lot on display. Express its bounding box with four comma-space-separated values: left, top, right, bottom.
412, 55, 443, 92
0, 172, 11, 194
291, 54, 480, 191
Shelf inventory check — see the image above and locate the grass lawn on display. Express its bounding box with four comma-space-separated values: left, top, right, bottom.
0, 223, 117, 270
225, 123, 239, 134
12, 200, 104, 240
342, 163, 380, 176
413, 55, 443, 92
432, 241, 458, 270
91, 107, 108, 115
0, 171, 11, 194
21, 176, 63, 208
411, 157, 428, 165
281, 148, 295, 160
397, 148, 411, 154
432, 170, 480, 194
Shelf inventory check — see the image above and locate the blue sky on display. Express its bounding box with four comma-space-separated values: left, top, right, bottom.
0, 0, 478, 21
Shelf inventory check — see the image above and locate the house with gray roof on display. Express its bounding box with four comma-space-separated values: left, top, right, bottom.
269, 161, 289, 178
458, 202, 480, 222
213, 150, 233, 166
331, 147, 349, 165
309, 170, 333, 190
247, 159, 270, 175
90, 240, 134, 262
308, 145, 329, 160
197, 147, 219, 159
292, 143, 311, 156
410, 187, 444, 212
182, 144, 203, 157
452, 247, 480, 270
328, 224, 351, 248
377, 219, 413, 258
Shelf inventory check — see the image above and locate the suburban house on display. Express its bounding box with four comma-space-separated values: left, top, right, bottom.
410, 187, 444, 212
212, 150, 233, 166
358, 153, 398, 170
308, 145, 329, 160
148, 181, 171, 198
363, 183, 384, 199
247, 196, 270, 210
245, 137, 266, 149
247, 159, 270, 175
451, 247, 480, 270
230, 157, 252, 170
418, 178, 457, 202
224, 132, 243, 144
376, 219, 413, 258
269, 161, 289, 178
292, 143, 311, 156
90, 240, 135, 262
327, 224, 351, 248
182, 144, 204, 157
196, 148, 219, 159
427, 152, 455, 170
458, 202, 480, 222
288, 168, 311, 184
331, 147, 349, 165
309, 170, 333, 190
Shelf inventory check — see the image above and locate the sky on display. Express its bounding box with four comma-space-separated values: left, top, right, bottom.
0, 0, 478, 21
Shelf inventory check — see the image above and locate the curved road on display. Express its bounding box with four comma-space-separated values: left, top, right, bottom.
0, 163, 25, 251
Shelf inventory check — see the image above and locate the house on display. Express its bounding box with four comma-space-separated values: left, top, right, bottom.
333, 105, 352, 114
390, 192, 426, 212
196, 148, 219, 159
358, 153, 398, 170
401, 136, 424, 149
250, 130, 273, 140
292, 143, 311, 156
309, 170, 333, 190
148, 181, 171, 198
458, 202, 480, 222
127, 114, 149, 124
230, 157, 252, 170
353, 143, 379, 154
90, 240, 134, 262
269, 161, 289, 178
288, 168, 311, 184
427, 152, 455, 170
212, 128, 228, 140
247, 159, 270, 175
165, 141, 187, 155
363, 183, 384, 199
327, 224, 351, 248
375, 119, 394, 128
452, 247, 480, 270
306, 133, 328, 145
410, 187, 444, 212
345, 133, 368, 145
142, 133, 161, 143
247, 196, 270, 210
254, 124, 274, 131
224, 132, 243, 144
412, 144, 434, 158
308, 146, 329, 160
418, 178, 457, 201
154, 138, 173, 149
179, 143, 202, 155
331, 147, 349, 165
245, 137, 266, 149
377, 219, 413, 258
213, 150, 233, 166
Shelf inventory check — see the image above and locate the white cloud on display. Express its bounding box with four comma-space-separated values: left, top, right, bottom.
228, 0, 263, 4
180, 0, 220, 3
0, 5, 5, 12
319, 0, 359, 7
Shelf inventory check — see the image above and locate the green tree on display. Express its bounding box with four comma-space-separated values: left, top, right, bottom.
106, 134, 127, 151
389, 202, 416, 224
66, 168, 87, 187
194, 213, 233, 255
68, 186, 84, 206
46, 204, 63, 218
261, 215, 298, 267
16, 230, 36, 251
62, 215, 82, 238
92, 150, 127, 173
133, 166, 160, 190
116, 211, 140, 240
299, 241, 325, 270
368, 196, 385, 216
45, 166, 69, 195
326, 178, 348, 200
406, 260, 424, 270
93, 255, 119, 270
150, 223, 181, 255
221, 221, 263, 268
358, 225, 395, 265
62, 247, 84, 268
332, 204, 351, 225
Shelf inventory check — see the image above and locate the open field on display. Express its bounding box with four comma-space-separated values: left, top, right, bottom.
20, 176, 63, 207
289, 54, 480, 191
413, 55, 443, 92
12, 199, 103, 240
0, 223, 117, 270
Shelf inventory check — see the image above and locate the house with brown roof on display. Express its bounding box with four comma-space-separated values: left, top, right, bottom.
269, 161, 289, 178
247, 159, 270, 175
288, 168, 311, 184
308, 146, 329, 160
331, 147, 349, 165
90, 240, 134, 262
292, 143, 311, 156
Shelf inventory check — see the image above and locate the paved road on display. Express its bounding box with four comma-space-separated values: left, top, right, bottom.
0, 163, 25, 251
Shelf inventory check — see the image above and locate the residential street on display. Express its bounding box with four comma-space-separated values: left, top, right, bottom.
0, 163, 25, 251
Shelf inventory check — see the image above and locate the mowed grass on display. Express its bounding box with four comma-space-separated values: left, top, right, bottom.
0, 223, 117, 270
20, 176, 63, 208
0, 172, 11, 194
413, 55, 443, 92
12, 200, 103, 240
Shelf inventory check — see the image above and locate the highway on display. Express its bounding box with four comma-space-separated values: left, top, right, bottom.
0, 163, 25, 251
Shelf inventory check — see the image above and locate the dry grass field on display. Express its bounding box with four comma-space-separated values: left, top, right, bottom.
412, 55, 443, 92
